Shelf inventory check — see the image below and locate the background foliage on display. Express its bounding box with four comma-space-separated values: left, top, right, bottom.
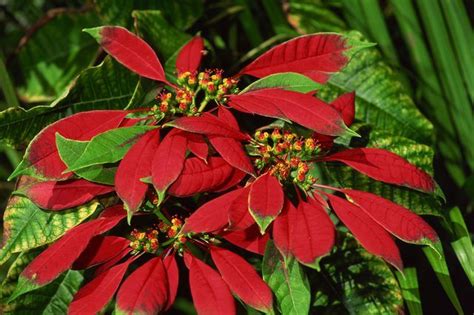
0, 0, 472, 314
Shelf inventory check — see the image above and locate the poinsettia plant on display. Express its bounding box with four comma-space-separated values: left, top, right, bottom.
2, 25, 442, 314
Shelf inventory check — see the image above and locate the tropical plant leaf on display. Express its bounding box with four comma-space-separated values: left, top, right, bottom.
395, 268, 423, 315
286, 0, 347, 33
448, 207, 474, 285
0, 195, 98, 264
14, 11, 100, 103
262, 241, 311, 315
311, 233, 403, 314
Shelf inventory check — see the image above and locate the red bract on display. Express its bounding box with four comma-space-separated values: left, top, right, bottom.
163, 255, 179, 311
116, 129, 160, 213
239, 33, 350, 83
10, 110, 127, 180
72, 236, 130, 270
84, 26, 167, 82
324, 148, 435, 193
176, 36, 205, 73
185, 133, 208, 161
222, 225, 269, 255
25, 179, 114, 210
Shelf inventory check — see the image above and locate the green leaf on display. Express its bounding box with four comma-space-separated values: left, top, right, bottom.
0, 195, 98, 264
311, 233, 403, 314
13, 11, 100, 103
317, 32, 433, 145
61, 125, 155, 172
395, 268, 423, 315
56, 134, 116, 185
448, 207, 474, 286
0, 57, 144, 148
262, 241, 311, 315
241, 73, 322, 94
1, 250, 83, 314
423, 243, 463, 314
132, 10, 191, 62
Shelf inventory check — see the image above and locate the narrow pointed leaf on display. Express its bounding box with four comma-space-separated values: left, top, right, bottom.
249, 173, 284, 233
330, 91, 355, 126
210, 247, 273, 313
167, 113, 248, 140
344, 189, 438, 245
262, 241, 311, 315
94, 248, 132, 277
291, 201, 334, 267
324, 148, 435, 193
73, 236, 130, 270
116, 257, 168, 314
240, 72, 322, 94
222, 225, 269, 255
151, 130, 187, 201
23, 179, 114, 210
116, 129, 160, 214
10, 110, 127, 180
68, 258, 133, 315
239, 33, 364, 83
164, 255, 179, 311
168, 157, 235, 196
230, 88, 351, 136
183, 188, 244, 233
396, 268, 423, 315
84, 26, 167, 82
326, 193, 403, 270
186, 253, 236, 315
176, 36, 204, 73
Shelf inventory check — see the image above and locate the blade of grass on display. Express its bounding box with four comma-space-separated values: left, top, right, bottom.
448, 207, 474, 286
440, 0, 474, 104
396, 268, 423, 315
261, 0, 296, 35
391, 0, 466, 186
423, 243, 464, 314
417, 0, 474, 174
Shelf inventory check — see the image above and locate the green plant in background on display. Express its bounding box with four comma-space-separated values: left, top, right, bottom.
0, 0, 472, 314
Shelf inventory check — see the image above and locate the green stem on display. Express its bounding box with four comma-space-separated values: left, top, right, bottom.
0, 53, 20, 109
154, 207, 171, 226
197, 97, 210, 113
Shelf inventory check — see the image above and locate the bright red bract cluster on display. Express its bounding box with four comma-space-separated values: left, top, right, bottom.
8, 26, 439, 314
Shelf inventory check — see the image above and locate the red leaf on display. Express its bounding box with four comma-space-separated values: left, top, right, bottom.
116, 129, 160, 213
217, 106, 239, 129
213, 168, 246, 192
230, 88, 349, 136
183, 188, 244, 233
116, 257, 169, 314
176, 36, 204, 73
11, 110, 127, 180
239, 34, 350, 83
228, 186, 254, 231
210, 247, 273, 313
22, 207, 125, 286
324, 148, 435, 193
209, 136, 254, 175
272, 198, 297, 258
151, 130, 187, 199
343, 189, 438, 244
326, 193, 403, 270
24, 179, 113, 210
163, 255, 179, 311
222, 225, 269, 255
330, 92, 355, 126
68, 258, 133, 315
308, 191, 329, 208
94, 248, 132, 276
86, 26, 166, 82
168, 157, 235, 196
73, 236, 130, 270
186, 253, 236, 315
249, 173, 284, 233
168, 113, 248, 140
291, 201, 335, 266
185, 133, 208, 161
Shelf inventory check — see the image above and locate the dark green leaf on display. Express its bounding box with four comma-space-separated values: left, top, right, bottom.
395, 268, 423, 315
